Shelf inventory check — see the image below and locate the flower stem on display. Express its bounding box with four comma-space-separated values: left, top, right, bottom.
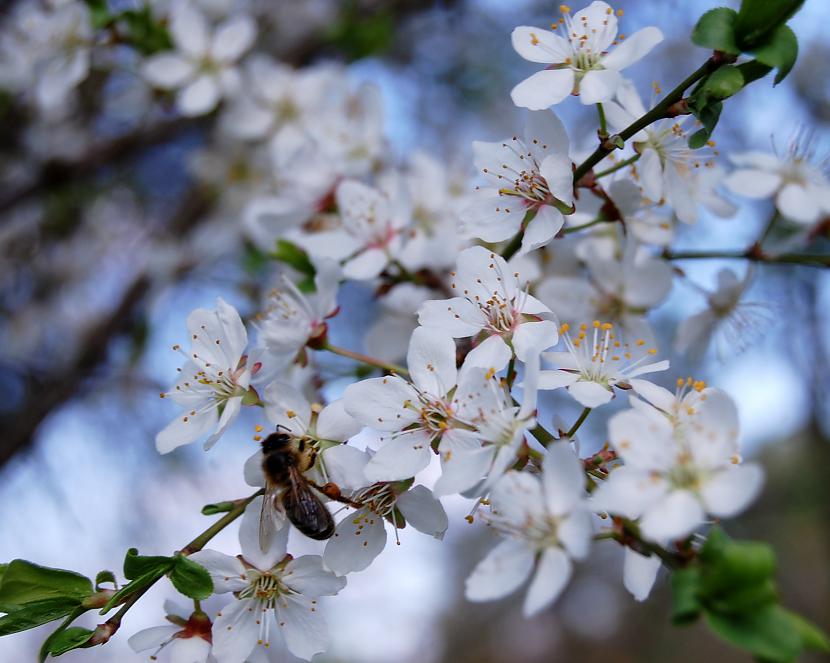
596, 103, 608, 137
565, 407, 592, 439
563, 216, 606, 235
91, 490, 263, 645
593, 153, 641, 179
663, 249, 830, 268
572, 56, 728, 184
321, 342, 409, 376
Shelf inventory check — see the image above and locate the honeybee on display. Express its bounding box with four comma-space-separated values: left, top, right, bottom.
259, 428, 335, 550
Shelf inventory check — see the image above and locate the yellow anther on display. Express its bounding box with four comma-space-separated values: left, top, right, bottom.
593, 320, 601, 328
601, 322, 613, 330
254, 424, 264, 432
560, 4, 571, 13
676, 378, 685, 387
530, 32, 540, 45
636, 339, 646, 346
693, 380, 706, 392
559, 322, 570, 334
616, 8, 624, 15
647, 348, 657, 355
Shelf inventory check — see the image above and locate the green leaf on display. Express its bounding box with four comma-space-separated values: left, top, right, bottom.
41, 626, 95, 658
123, 548, 175, 581
752, 25, 798, 85
99, 569, 166, 615
706, 578, 778, 616
786, 609, 830, 653
735, 0, 805, 50
0, 560, 92, 611
83, 0, 112, 30
0, 598, 81, 636
170, 556, 213, 601
201, 501, 236, 516
94, 571, 116, 590
119, 7, 173, 55
688, 129, 710, 150
271, 239, 316, 276
671, 568, 702, 624
706, 604, 803, 662
701, 539, 776, 597
691, 8, 740, 54
700, 65, 745, 100
736, 60, 774, 85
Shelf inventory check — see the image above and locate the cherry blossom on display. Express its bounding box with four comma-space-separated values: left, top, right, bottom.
538, 320, 669, 408
142, 0, 256, 116
156, 298, 255, 453
461, 111, 573, 255
510, 2, 662, 109
592, 384, 764, 542
128, 601, 214, 663
465, 443, 592, 616
190, 500, 346, 662
418, 246, 558, 370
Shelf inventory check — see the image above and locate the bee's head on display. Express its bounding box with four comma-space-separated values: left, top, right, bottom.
261, 431, 292, 454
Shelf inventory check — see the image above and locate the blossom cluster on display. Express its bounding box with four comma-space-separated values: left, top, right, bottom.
1, 0, 826, 661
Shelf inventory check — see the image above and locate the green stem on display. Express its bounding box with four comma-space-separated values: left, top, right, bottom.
572, 57, 723, 184
501, 229, 525, 261
593, 153, 641, 179
530, 423, 556, 446
565, 407, 592, 439
664, 249, 830, 268
321, 342, 409, 376
93, 490, 263, 644
563, 217, 606, 234
596, 103, 608, 137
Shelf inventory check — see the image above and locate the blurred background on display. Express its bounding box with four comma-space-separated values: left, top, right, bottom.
0, 0, 828, 661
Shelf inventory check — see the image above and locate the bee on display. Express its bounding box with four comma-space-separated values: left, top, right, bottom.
259, 428, 335, 550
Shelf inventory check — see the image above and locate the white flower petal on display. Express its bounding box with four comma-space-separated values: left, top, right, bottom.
177, 73, 221, 116
463, 334, 513, 371
396, 485, 449, 539
623, 548, 661, 601
777, 182, 820, 223
465, 538, 535, 602
724, 169, 782, 198
128, 625, 179, 653
211, 598, 259, 663
167, 636, 211, 663
323, 508, 387, 574
187, 550, 249, 593
602, 26, 663, 71
537, 369, 580, 390
513, 320, 558, 361
170, 0, 209, 58
433, 430, 494, 497
156, 409, 217, 454
342, 247, 388, 280
211, 14, 256, 63
519, 205, 563, 255
542, 442, 585, 516
511, 26, 571, 63
510, 69, 575, 110
283, 555, 347, 595
567, 380, 613, 408
238, 497, 289, 569
579, 69, 622, 104
523, 547, 572, 617
363, 429, 433, 483
639, 490, 704, 542
320, 444, 370, 490
539, 154, 574, 205
142, 53, 195, 89
418, 297, 484, 337
343, 376, 419, 431
639, 147, 663, 201
316, 399, 362, 441
591, 466, 668, 519
276, 594, 329, 660
407, 326, 457, 397
700, 464, 764, 518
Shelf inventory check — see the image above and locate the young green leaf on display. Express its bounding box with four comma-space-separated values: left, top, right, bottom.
735, 0, 805, 50
705, 604, 803, 662
94, 570, 117, 590
0, 598, 82, 636
122, 548, 175, 581
98, 569, 167, 615
700, 66, 745, 101
691, 8, 740, 54
752, 25, 798, 85
271, 239, 316, 276
40, 626, 95, 658
671, 568, 703, 624
0, 560, 92, 611
786, 609, 830, 653
170, 556, 213, 601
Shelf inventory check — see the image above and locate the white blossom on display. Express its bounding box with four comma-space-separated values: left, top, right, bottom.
592, 382, 764, 542
461, 111, 573, 255
465, 443, 592, 616
510, 2, 662, 109
142, 0, 256, 116
190, 500, 346, 662
157, 298, 254, 453
418, 246, 558, 370
538, 320, 669, 408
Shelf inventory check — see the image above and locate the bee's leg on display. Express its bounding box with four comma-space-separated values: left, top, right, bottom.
308, 479, 360, 507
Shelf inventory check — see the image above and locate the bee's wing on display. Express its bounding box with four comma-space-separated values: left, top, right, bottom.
259, 481, 283, 553
282, 467, 335, 541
